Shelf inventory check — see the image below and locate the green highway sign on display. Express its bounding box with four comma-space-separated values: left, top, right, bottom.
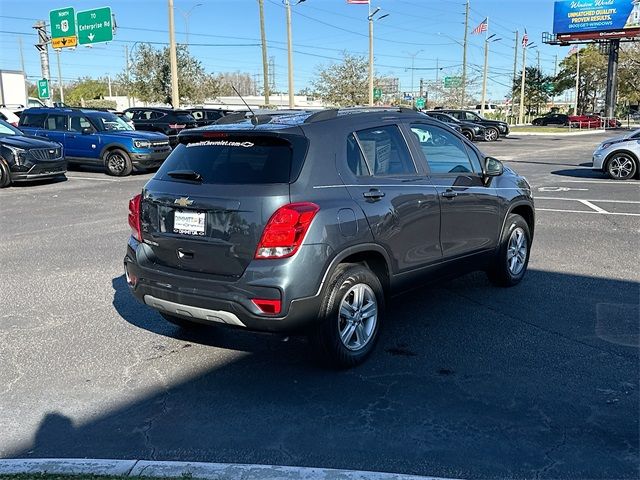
373, 87, 382, 100
443, 76, 462, 88
77, 7, 113, 45
49, 7, 76, 40
38, 79, 50, 99
415, 97, 425, 109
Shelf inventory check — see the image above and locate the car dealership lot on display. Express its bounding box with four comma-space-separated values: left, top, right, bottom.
0, 133, 638, 479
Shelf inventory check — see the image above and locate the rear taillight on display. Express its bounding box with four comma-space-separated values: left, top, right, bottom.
128, 193, 142, 241
255, 202, 320, 259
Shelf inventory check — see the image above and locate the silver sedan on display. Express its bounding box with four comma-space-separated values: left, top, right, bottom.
592, 129, 640, 180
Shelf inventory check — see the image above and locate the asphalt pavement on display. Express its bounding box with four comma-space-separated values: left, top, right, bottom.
0, 131, 638, 479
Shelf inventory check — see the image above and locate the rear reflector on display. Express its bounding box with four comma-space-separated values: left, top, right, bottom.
255, 202, 320, 259
252, 299, 282, 315
128, 193, 143, 242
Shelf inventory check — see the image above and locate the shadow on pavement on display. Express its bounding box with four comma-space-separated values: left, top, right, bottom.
6, 270, 639, 479
550, 167, 605, 179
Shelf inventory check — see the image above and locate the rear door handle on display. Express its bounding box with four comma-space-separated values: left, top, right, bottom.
441, 190, 458, 199
363, 189, 385, 200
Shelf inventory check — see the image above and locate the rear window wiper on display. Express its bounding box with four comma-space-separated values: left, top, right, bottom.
167, 170, 203, 182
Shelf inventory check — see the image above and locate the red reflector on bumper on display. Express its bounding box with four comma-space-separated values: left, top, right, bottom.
251, 299, 281, 315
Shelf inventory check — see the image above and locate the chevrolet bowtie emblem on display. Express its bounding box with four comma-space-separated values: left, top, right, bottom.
174, 197, 194, 207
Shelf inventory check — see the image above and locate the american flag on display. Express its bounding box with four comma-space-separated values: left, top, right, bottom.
472, 18, 488, 35
346, 0, 370, 4
522, 30, 529, 48
568, 46, 578, 55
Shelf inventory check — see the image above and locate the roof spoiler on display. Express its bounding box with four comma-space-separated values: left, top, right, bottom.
303, 106, 418, 123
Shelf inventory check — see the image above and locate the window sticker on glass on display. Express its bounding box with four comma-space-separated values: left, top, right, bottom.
186, 140, 255, 148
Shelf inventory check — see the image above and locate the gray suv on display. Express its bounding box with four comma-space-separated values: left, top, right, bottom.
124, 108, 535, 367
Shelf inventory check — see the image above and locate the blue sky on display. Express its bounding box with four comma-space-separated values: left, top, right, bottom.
0, 0, 573, 101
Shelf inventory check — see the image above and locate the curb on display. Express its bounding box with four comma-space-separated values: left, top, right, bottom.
508, 129, 607, 136
0, 459, 461, 480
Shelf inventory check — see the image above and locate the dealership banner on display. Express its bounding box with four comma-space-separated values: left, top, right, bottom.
553, 0, 640, 34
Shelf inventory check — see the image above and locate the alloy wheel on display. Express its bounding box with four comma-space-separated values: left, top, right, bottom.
338, 283, 378, 351
108, 153, 126, 174
506, 227, 527, 276
608, 155, 635, 180
485, 128, 499, 141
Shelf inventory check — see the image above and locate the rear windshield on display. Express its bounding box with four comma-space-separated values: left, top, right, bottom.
171, 112, 196, 123
156, 134, 307, 184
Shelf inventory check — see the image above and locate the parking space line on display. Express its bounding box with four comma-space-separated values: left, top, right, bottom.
579, 199, 609, 214
536, 196, 640, 204
537, 208, 640, 217
557, 179, 640, 186
66, 175, 145, 182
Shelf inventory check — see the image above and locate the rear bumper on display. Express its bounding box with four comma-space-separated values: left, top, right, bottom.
123, 239, 331, 333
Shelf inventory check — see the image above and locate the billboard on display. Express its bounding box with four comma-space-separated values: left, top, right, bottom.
553, 0, 640, 35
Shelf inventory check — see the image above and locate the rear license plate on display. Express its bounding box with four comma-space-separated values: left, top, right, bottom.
174, 210, 205, 236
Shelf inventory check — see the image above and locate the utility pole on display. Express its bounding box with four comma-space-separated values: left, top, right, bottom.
168, 0, 180, 107
604, 39, 619, 118
537, 50, 541, 73
55, 49, 64, 103
435, 58, 439, 83
285, 0, 295, 108
511, 30, 519, 120
258, 0, 270, 106
405, 50, 422, 100
552, 54, 557, 107
518, 44, 527, 125
368, 10, 374, 106
33, 21, 52, 106
461, 0, 470, 108
419, 78, 424, 98
574, 48, 580, 115
269, 56, 276, 93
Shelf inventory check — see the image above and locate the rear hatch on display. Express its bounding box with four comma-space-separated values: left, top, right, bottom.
140, 129, 308, 278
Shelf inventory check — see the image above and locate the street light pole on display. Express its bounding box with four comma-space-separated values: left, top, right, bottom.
168, 0, 180, 107
368, 7, 388, 106
481, 33, 500, 114
177, 3, 202, 48
405, 50, 423, 101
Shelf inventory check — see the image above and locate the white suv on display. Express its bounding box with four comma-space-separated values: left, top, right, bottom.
592, 129, 640, 180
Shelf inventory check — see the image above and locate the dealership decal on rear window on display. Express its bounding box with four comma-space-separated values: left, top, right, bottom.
186, 140, 255, 148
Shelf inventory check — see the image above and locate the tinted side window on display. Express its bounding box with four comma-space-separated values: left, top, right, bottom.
44, 114, 68, 131
20, 113, 46, 127
354, 125, 416, 176
464, 112, 478, 121
69, 115, 93, 132
465, 145, 483, 173
410, 124, 473, 174
346, 133, 371, 176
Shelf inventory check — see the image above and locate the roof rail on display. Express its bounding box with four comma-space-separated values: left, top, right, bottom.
304, 106, 418, 123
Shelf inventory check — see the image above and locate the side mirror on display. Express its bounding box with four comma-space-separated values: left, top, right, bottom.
81, 127, 94, 135
484, 156, 504, 177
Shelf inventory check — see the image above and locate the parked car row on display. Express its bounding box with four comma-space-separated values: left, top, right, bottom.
531, 112, 622, 129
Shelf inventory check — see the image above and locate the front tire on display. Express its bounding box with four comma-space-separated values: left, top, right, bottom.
105, 148, 133, 177
484, 127, 499, 142
0, 158, 11, 188
487, 214, 531, 287
606, 153, 637, 180
310, 264, 384, 368
462, 130, 474, 141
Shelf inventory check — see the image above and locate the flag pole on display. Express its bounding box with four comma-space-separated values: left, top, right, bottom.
481, 17, 489, 114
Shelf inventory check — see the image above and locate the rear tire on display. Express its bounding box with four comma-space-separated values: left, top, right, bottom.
310, 264, 384, 369
0, 158, 11, 188
606, 153, 637, 180
105, 148, 133, 177
486, 214, 531, 287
